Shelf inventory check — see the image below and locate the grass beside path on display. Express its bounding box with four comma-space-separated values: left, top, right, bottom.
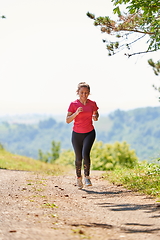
0, 149, 68, 175
104, 162, 160, 201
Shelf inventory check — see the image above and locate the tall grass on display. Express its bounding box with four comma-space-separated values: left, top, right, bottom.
104, 160, 160, 200
0, 149, 68, 175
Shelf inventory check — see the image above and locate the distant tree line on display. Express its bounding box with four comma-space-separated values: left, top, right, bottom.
0, 107, 160, 161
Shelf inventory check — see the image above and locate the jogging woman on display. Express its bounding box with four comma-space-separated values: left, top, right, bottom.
66, 82, 99, 189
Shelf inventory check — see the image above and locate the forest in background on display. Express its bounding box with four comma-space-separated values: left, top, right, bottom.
0, 106, 160, 161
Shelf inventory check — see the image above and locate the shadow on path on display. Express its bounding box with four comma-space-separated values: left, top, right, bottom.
70, 222, 160, 235
82, 189, 160, 214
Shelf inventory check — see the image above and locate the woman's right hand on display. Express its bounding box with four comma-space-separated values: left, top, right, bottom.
76, 107, 83, 115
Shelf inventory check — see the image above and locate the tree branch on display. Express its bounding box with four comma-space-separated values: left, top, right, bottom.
126, 49, 159, 57
118, 34, 146, 49
114, 27, 156, 35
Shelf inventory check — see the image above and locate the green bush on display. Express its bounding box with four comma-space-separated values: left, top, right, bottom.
53, 140, 138, 171
91, 141, 138, 170
38, 140, 61, 163
55, 149, 75, 166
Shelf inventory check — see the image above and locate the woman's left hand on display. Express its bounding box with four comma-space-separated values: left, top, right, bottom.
92, 111, 99, 121
92, 115, 98, 121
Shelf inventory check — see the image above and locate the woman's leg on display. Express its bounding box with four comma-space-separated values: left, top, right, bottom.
82, 129, 96, 177
72, 131, 84, 178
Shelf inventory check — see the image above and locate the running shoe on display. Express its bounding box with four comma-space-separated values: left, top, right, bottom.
84, 176, 92, 186
77, 177, 83, 189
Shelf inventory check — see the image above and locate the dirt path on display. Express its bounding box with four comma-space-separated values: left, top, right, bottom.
0, 169, 160, 240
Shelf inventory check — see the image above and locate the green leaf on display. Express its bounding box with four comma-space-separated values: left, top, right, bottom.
113, 6, 121, 16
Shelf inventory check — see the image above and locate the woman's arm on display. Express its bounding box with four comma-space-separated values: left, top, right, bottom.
66, 107, 83, 124
66, 112, 78, 124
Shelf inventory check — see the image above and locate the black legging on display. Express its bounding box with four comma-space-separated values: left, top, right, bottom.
72, 129, 96, 178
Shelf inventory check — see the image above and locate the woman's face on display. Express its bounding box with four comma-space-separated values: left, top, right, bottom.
78, 87, 90, 101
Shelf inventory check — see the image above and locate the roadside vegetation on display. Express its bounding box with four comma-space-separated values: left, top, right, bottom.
0, 144, 68, 175
104, 160, 160, 200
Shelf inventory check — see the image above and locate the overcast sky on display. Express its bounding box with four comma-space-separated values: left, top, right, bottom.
0, 0, 159, 116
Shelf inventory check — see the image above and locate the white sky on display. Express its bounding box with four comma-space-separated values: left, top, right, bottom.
0, 0, 159, 116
